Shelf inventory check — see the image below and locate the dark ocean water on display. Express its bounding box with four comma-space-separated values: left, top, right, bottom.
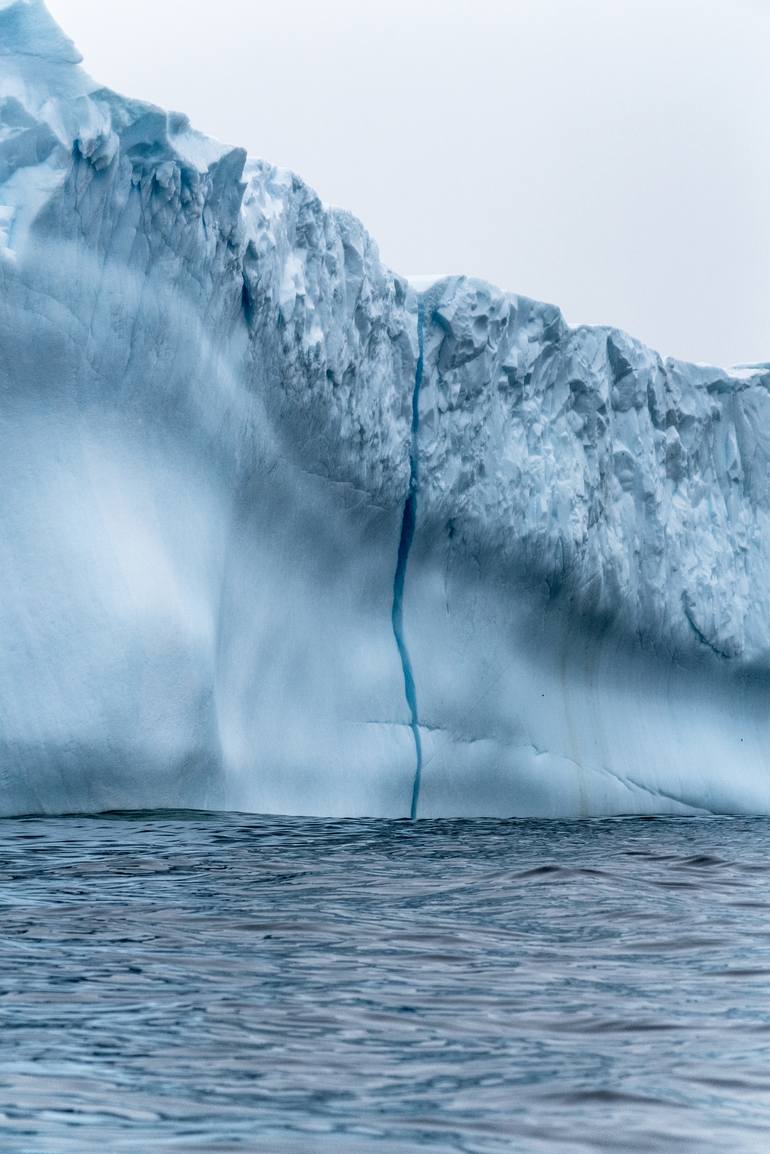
1, 813, 770, 1153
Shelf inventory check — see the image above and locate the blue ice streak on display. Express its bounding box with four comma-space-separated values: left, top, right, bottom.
392, 296, 424, 820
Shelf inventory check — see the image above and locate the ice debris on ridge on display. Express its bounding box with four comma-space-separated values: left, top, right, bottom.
417, 277, 770, 663
1, 0, 770, 819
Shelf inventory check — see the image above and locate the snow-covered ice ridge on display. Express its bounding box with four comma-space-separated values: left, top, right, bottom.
2, 0, 770, 818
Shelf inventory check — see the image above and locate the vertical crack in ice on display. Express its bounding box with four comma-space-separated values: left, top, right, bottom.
392, 296, 424, 820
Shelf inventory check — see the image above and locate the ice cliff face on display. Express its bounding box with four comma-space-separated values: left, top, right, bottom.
2, 0, 770, 817
411, 284, 770, 815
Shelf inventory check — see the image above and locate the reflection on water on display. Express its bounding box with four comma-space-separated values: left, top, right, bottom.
1, 812, 770, 1152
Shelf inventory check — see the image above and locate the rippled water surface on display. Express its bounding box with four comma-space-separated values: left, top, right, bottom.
2, 814, 770, 1152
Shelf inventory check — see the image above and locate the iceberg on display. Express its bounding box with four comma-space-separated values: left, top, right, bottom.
2, 0, 770, 818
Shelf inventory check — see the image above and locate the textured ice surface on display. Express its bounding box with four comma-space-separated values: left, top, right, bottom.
2, 0, 770, 817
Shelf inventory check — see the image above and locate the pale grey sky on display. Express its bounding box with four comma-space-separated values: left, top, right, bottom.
46, 0, 770, 367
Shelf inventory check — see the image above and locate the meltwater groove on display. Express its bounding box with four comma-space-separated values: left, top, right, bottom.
391, 296, 425, 820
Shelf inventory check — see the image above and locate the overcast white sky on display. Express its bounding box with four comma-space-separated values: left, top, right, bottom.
46, 0, 770, 367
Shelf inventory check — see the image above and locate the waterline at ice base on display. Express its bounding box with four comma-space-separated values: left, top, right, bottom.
3, 0, 770, 819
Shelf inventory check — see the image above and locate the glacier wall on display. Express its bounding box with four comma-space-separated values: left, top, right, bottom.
2, 0, 770, 817
409, 281, 770, 816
